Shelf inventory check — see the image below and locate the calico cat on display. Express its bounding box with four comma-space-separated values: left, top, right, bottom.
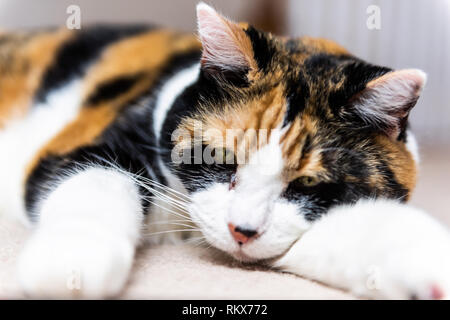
0, 3, 449, 299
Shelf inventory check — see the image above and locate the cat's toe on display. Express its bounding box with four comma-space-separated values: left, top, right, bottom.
17, 230, 134, 299
407, 284, 447, 300
380, 252, 450, 300
430, 284, 447, 300
363, 272, 449, 300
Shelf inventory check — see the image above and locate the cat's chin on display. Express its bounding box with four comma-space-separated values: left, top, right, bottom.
227, 238, 302, 265
229, 251, 260, 263
229, 248, 283, 264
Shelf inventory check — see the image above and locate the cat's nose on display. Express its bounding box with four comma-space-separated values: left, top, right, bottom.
228, 223, 258, 245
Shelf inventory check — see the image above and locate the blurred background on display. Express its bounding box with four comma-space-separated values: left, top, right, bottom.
0, 0, 448, 221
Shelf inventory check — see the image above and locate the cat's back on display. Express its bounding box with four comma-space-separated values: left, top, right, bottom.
0, 25, 201, 222
0, 25, 201, 125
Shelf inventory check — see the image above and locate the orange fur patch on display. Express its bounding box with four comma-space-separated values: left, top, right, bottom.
225, 20, 258, 72
0, 29, 72, 128
376, 135, 417, 198
300, 37, 350, 56
82, 30, 200, 101
293, 149, 327, 180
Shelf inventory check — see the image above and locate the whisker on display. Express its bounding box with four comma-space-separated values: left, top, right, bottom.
144, 228, 202, 237
76, 155, 190, 204
145, 219, 195, 225
143, 199, 192, 221
185, 237, 208, 248
142, 186, 190, 211
142, 196, 191, 220
138, 175, 190, 201
144, 221, 198, 229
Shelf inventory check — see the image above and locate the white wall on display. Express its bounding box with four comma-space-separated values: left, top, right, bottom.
288, 0, 450, 146
0, 0, 253, 31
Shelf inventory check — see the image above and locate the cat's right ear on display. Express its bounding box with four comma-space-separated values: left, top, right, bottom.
347, 69, 426, 139
196, 3, 257, 82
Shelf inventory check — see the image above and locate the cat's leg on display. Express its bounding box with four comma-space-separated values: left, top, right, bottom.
273, 199, 450, 299
17, 167, 143, 298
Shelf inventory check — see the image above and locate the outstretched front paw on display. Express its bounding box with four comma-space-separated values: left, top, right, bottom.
17, 229, 134, 299
274, 200, 450, 299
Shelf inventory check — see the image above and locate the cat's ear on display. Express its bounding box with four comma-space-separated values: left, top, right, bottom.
196, 3, 257, 79
348, 69, 426, 139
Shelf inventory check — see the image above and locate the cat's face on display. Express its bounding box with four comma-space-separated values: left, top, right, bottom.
171, 4, 425, 262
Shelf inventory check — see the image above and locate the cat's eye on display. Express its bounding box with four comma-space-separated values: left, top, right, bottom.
296, 176, 320, 187
212, 147, 235, 165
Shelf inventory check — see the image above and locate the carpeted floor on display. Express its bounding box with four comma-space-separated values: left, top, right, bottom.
0, 148, 448, 299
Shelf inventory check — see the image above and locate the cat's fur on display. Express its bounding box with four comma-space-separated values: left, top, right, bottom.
0, 3, 448, 299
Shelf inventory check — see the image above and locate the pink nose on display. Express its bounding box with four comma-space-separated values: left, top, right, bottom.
228, 223, 258, 245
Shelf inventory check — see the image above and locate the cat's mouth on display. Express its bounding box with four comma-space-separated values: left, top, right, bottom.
228, 235, 303, 264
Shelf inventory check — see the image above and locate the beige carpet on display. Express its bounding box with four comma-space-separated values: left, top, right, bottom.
0, 148, 448, 299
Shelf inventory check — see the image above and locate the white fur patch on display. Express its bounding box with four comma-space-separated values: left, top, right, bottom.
188, 129, 310, 261
229, 129, 285, 230
0, 80, 82, 224
18, 167, 143, 298
274, 199, 450, 299
149, 63, 200, 244
406, 130, 420, 163
152, 63, 200, 141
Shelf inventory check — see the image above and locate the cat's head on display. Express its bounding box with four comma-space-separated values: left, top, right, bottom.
171, 3, 426, 261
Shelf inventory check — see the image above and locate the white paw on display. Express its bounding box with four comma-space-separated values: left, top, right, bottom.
274, 199, 450, 300
349, 202, 450, 300
17, 229, 134, 299
360, 244, 450, 300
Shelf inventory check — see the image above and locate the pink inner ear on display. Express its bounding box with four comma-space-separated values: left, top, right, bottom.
367, 69, 427, 96
352, 68, 427, 137
196, 3, 249, 71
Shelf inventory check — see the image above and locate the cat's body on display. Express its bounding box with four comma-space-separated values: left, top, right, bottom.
1, 3, 449, 299
0, 25, 200, 225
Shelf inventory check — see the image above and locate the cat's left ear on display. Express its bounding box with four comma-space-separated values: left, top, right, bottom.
348, 69, 426, 139
196, 3, 257, 80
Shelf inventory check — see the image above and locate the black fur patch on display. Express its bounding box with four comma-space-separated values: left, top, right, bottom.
283, 179, 374, 221
244, 26, 276, 72
303, 53, 346, 79
173, 144, 237, 193
35, 24, 151, 103
327, 60, 391, 116
84, 72, 145, 105
283, 73, 310, 125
